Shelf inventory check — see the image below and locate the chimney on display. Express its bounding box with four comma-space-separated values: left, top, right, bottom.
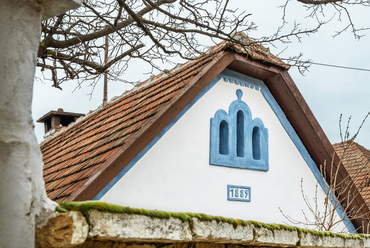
37, 108, 85, 136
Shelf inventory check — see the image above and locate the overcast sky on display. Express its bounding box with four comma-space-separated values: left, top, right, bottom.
32, 0, 370, 150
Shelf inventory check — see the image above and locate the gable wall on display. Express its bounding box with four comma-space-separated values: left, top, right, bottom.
99, 69, 350, 232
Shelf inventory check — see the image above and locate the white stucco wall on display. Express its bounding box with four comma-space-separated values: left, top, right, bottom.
101, 71, 348, 232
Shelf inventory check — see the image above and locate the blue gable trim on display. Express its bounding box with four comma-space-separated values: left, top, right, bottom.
93, 68, 356, 233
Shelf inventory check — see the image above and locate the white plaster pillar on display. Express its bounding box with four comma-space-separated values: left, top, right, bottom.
0, 0, 80, 247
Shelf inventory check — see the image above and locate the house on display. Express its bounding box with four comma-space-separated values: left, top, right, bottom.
39, 33, 370, 234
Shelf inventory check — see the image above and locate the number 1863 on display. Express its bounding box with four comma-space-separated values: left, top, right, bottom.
227, 185, 251, 202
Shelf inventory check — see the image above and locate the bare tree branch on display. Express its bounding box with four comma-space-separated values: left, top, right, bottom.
280, 114, 370, 233
297, 0, 343, 4
37, 0, 370, 90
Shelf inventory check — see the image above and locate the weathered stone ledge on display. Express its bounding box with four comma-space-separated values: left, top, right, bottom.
35, 202, 370, 248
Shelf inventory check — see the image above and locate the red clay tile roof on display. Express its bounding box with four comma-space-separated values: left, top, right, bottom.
230, 32, 289, 69
333, 141, 370, 207
40, 37, 288, 202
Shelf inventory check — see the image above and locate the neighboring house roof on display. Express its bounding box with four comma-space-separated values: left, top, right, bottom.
334, 141, 370, 207
40, 34, 370, 232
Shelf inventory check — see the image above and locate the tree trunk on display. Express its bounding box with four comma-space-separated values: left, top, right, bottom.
0, 0, 59, 247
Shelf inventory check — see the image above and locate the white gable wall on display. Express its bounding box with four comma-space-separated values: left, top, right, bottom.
100, 69, 350, 233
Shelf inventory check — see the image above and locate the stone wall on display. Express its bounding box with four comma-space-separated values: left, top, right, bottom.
35, 202, 370, 248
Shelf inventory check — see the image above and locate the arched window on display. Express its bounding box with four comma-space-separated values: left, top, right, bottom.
219, 120, 229, 155
236, 110, 244, 157
210, 89, 269, 171
252, 126, 260, 160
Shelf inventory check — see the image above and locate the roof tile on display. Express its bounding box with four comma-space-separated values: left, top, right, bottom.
334, 141, 370, 208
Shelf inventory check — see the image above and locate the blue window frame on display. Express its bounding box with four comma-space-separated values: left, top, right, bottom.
210, 89, 269, 171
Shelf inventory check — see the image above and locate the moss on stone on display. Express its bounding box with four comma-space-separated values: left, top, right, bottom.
359, 233, 370, 238
186, 212, 216, 222
171, 212, 192, 222
61, 201, 252, 228
61, 201, 125, 214
235, 219, 248, 226
198, 213, 216, 222
213, 216, 227, 223
146, 210, 172, 219
59, 201, 364, 242
55, 206, 68, 213
248, 220, 297, 232
298, 228, 363, 240
60, 201, 177, 220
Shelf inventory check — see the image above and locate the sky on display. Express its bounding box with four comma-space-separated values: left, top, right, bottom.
32, 0, 370, 149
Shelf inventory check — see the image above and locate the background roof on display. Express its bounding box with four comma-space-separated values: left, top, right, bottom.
334, 141, 370, 208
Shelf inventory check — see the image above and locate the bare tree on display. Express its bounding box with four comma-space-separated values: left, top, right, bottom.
38, 0, 256, 89
280, 160, 369, 233
282, 0, 370, 39
280, 113, 370, 233
37, 0, 370, 90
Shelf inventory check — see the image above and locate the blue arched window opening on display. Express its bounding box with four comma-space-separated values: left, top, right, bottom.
210, 89, 269, 171
252, 126, 260, 160
236, 110, 244, 157
219, 120, 229, 155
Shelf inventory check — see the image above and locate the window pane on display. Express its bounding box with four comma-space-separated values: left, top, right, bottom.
219, 120, 229, 155
237, 110, 244, 157
252, 126, 260, 160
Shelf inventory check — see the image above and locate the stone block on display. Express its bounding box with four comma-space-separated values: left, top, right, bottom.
70, 211, 90, 244
299, 232, 324, 247
191, 218, 253, 243
300, 232, 365, 248
87, 210, 192, 241
321, 235, 345, 247
35, 211, 88, 248
252, 226, 299, 246
344, 238, 364, 248
363, 237, 370, 248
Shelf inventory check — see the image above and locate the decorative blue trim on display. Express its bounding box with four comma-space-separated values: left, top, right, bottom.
222, 70, 265, 91
222, 69, 356, 233
210, 89, 269, 171
227, 184, 251, 202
